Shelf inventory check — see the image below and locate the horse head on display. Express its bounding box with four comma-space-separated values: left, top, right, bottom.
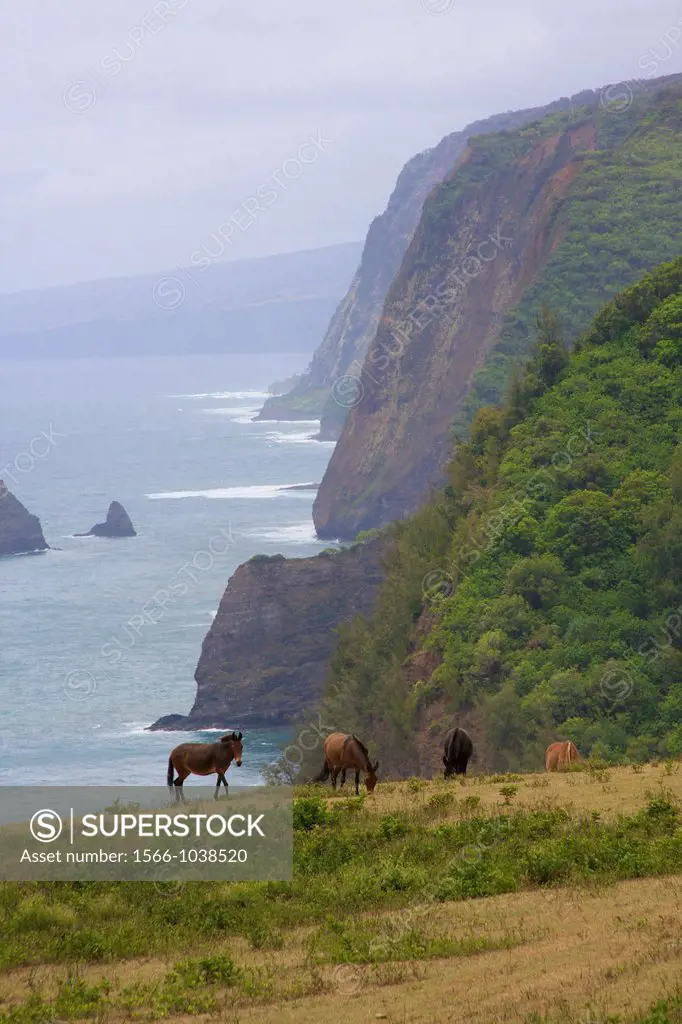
221, 731, 243, 766
365, 760, 379, 792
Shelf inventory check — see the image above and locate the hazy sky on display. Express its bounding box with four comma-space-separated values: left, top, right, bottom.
3, 0, 682, 292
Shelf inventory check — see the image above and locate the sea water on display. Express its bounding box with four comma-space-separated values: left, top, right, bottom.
0, 354, 336, 786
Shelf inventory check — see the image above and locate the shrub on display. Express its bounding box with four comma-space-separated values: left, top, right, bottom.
293, 796, 330, 831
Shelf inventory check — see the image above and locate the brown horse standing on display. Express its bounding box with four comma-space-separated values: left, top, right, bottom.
319, 732, 379, 795
167, 732, 243, 800
545, 740, 580, 772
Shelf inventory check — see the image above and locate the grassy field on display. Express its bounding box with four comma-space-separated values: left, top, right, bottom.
1, 762, 682, 1023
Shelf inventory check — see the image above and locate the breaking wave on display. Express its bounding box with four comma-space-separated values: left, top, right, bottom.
146, 483, 318, 500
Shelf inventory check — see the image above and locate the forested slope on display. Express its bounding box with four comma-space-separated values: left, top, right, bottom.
319, 258, 682, 774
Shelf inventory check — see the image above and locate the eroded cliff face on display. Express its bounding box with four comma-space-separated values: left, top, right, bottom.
149, 541, 385, 730
313, 126, 596, 536
0, 482, 48, 556
256, 96, 590, 436
313, 77, 682, 538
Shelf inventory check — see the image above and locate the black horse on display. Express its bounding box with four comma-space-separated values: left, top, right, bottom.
442, 727, 473, 777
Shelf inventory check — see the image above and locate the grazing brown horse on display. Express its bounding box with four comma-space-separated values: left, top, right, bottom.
318, 732, 379, 794
167, 732, 243, 800
545, 740, 580, 772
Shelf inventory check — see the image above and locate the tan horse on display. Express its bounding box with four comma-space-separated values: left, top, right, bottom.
319, 732, 379, 794
545, 740, 580, 772
167, 732, 243, 800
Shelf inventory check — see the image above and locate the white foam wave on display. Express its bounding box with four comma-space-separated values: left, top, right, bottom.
146, 483, 317, 500
203, 405, 260, 420
265, 429, 334, 446
167, 390, 271, 399
246, 522, 324, 545
120, 722, 154, 736
256, 418, 321, 425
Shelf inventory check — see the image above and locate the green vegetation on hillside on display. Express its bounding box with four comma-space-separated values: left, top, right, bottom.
455, 82, 682, 432
258, 385, 329, 420
320, 258, 682, 771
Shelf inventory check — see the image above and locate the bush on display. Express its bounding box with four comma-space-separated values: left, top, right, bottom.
293, 796, 330, 831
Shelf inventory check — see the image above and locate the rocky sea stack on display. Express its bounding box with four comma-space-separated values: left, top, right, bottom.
78, 501, 136, 538
0, 482, 48, 556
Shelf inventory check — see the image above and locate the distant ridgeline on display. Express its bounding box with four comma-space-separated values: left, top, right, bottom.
0, 242, 361, 359
315, 258, 682, 776
313, 75, 682, 538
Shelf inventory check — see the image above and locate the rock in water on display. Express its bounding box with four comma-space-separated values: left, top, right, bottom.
80, 501, 136, 538
0, 481, 49, 556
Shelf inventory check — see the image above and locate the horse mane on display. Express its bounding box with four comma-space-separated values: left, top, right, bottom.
351, 734, 373, 770
351, 734, 369, 758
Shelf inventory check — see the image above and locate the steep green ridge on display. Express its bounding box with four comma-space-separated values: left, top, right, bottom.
318, 259, 682, 774
314, 76, 682, 538
457, 79, 682, 432
257, 90, 601, 432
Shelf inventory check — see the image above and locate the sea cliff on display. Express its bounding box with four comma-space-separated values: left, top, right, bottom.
314, 76, 682, 538
149, 540, 385, 730
257, 89, 607, 438
0, 483, 48, 556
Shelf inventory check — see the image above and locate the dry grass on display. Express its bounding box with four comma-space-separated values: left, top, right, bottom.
2, 763, 682, 1023
228, 876, 682, 1024
2, 876, 681, 1023
346, 760, 682, 822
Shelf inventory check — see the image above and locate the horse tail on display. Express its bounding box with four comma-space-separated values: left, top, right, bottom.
314, 761, 330, 783
167, 756, 174, 787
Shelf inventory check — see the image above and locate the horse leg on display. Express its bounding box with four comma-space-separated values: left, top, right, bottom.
215, 772, 228, 800
355, 770, 360, 796
339, 769, 346, 789
331, 767, 340, 790
174, 767, 190, 802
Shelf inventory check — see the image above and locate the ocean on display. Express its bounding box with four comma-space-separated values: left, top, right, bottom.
0, 354, 336, 787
